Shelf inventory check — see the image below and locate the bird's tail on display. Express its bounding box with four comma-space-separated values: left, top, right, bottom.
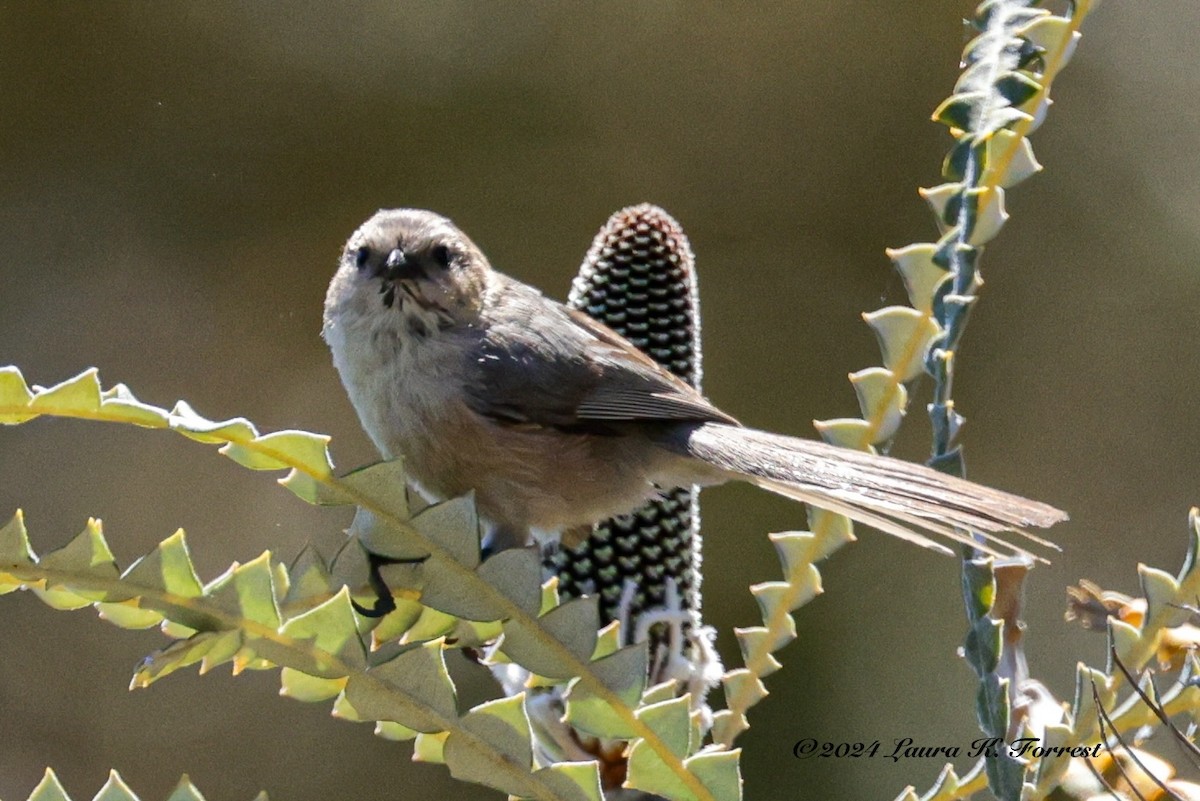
678, 422, 1066, 560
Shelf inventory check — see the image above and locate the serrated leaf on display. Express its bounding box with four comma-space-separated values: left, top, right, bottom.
279, 469, 352, 505
995, 71, 1042, 107
413, 731, 449, 764
444, 695, 534, 796
35, 520, 123, 607
1139, 564, 1182, 628
642, 679, 681, 706
862, 307, 941, 383
986, 130, 1041, 188
710, 710, 747, 750
807, 508, 856, 557
164, 776, 206, 801
769, 532, 818, 583
535, 762, 603, 801
29, 369, 102, 415
123, 530, 203, 598
539, 576, 562, 615
563, 643, 647, 738
100, 383, 170, 428
340, 459, 409, 512
627, 744, 742, 801
920, 183, 962, 231
964, 616, 1002, 674
0, 366, 36, 423
501, 596, 599, 679
402, 604, 460, 643
736, 621, 794, 664
722, 670, 768, 708
28, 768, 70, 801
278, 588, 360, 658
475, 546, 542, 617
686, 749, 742, 801
343, 639, 457, 733
133, 629, 243, 687
592, 621, 622, 660
1110, 618, 1141, 668
418, 556, 504, 622
848, 367, 908, 441
0, 510, 35, 592
369, 598, 425, 646
117, 532, 216, 628
411, 495, 480, 568
963, 187, 1008, 245
733, 627, 784, 677
281, 667, 346, 702
97, 599, 164, 629
812, 418, 872, 448
375, 720, 419, 741
168, 400, 259, 444
636, 697, 692, 758
934, 91, 985, 130
283, 545, 333, 608
210, 553, 280, 627
220, 430, 331, 473
349, 508, 428, 562
93, 771, 139, 801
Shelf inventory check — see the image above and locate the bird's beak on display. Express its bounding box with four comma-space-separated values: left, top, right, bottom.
382, 248, 411, 281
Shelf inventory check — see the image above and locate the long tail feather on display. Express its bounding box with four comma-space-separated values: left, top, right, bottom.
682, 423, 1066, 560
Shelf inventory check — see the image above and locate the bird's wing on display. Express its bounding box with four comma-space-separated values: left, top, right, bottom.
464, 280, 736, 432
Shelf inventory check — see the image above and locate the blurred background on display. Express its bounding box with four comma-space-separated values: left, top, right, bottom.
1, 3, 1195, 800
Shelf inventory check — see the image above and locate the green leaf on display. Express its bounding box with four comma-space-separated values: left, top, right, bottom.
100, 383, 171, 428
96, 599, 163, 630
412, 495, 480, 568
94, 770, 139, 801
349, 508, 428, 562
444, 695, 535, 797
534, 762, 604, 801
862, 307, 941, 383
811, 418, 871, 448
887, 244, 952, 314
0, 510, 36, 593
636, 696, 693, 758
164, 776, 207, 801
343, 640, 458, 734
168, 400, 258, 445
986, 130, 1041, 188
563, 643, 648, 738
220, 430, 332, 473
419, 556, 504, 622
1139, 564, 1183, 629
476, 547, 542, 617
0, 366, 36, 423
35, 519, 123, 608
281, 668, 346, 703
133, 630, 243, 687
29, 369, 102, 415
413, 731, 449, 764
685, 749, 742, 801
27, 768, 71, 801
847, 367, 908, 442
209, 553, 281, 628
501, 596, 599, 679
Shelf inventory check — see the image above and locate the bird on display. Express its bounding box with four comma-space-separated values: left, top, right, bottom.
322, 208, 1066, 561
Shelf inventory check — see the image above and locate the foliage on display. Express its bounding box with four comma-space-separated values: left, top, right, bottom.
0, 2, 1131, 801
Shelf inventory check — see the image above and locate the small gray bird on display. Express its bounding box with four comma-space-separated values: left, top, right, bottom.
323, 208, 1066, 558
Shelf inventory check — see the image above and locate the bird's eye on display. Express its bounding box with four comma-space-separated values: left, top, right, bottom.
430, 244, 453, 268
354, 246, 370, 269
